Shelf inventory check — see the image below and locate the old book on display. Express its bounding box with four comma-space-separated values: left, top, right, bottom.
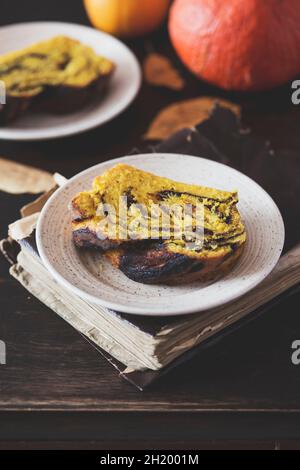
2, 218, 300, 389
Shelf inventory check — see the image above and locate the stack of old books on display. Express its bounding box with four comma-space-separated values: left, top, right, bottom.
1, 106, 300, 389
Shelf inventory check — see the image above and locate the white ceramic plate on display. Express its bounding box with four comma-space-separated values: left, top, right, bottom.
0, 22, 141, 140
36, 154, 285, 316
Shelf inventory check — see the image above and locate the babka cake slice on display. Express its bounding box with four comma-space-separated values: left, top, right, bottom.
72, 164, 246, 284
0, 36, 115, 124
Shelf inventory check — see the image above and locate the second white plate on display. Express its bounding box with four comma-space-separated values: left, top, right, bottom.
0, 22, 141, 140
36, 153, 285, 316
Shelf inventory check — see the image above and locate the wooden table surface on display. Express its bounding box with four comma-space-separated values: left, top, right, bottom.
1, 0, 300, 450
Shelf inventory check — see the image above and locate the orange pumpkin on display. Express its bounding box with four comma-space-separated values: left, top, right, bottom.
84, 0, 171, 38
169, 0, 300, 91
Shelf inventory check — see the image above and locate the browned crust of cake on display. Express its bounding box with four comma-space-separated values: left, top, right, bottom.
0, 95, 32, 126
72, 215, 126, 251
104, 242, 245, 285
0, 72, 112, 125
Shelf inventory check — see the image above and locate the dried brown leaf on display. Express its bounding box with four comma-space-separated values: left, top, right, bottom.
0, 158, 54, 194
144, 97, 241, 140
143, 53, 185, 91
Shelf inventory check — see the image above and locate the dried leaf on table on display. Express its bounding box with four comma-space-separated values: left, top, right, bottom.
144, 97, 241, 140
0, 157, 54, 194
143, 53, 185, 91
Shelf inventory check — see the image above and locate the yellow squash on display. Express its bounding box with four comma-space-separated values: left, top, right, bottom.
84, 0, 171, 38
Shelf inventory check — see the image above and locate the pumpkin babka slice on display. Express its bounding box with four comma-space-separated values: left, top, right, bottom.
0, 36, 115, 125
72, 164, 246, 284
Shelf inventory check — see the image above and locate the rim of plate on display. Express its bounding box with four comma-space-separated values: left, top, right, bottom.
0, 21, 142, 141
36, 154, 285, 316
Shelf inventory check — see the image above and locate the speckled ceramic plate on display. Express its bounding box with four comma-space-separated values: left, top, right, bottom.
0, 22, 141, 140
36, 154, 285, 316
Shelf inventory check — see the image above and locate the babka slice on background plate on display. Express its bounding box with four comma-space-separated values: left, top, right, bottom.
0, 36, 115, 125
0, 21, 141, 140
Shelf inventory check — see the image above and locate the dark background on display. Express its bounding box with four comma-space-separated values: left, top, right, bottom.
0, 0, 300, 450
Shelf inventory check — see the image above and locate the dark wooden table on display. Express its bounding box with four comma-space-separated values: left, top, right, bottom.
1, 0, 300, 450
